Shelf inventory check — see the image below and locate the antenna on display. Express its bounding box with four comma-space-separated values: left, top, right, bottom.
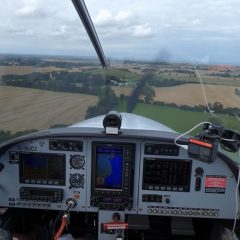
72, 0, 108, 68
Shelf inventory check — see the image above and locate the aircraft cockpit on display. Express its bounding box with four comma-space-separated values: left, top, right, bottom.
0, 0, 240, 239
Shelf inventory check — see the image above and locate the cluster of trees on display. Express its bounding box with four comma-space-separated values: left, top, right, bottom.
2, 71, 108, 95
85, 86, 119, 119
0, 56, 98, 68
126, 74, 152, 112
0, 56, 42, 66
149, 78, 188, 87
151, 101, 240, 116
209, 72, 240, 78
39, 61, 96, 69
142, 83, 155, 103
235, 88, 240, 96
0, 129, 37, 144
0, 124, 71, 144
175, 69, 195, 74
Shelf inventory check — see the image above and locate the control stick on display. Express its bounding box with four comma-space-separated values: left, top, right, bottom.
54, 198, 77, 240
66, 198, 77, 211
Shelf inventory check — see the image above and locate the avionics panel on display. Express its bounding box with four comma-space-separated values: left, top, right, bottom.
20, 187, 64, 203
49, 139, 83, 152
91, 142, 135, 210
145, 143, 179, 156
143, 158, 192, 192
19, 152, 66, 186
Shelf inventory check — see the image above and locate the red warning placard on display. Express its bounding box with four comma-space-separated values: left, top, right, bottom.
205, 176, 227, 188
103, 222, 128, 230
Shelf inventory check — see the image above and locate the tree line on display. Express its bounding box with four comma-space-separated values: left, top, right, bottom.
150, 100, 240, 116
2, 71, 109, 95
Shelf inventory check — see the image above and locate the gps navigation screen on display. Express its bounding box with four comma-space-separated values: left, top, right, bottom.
95, 146, 123, 190
19, 152, 66, 185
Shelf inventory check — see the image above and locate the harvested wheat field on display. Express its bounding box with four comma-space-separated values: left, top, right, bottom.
0, 86, 98, 132
152, 84, 239, 108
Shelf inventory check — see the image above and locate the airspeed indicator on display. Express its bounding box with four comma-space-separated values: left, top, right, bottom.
70, 155, 85, 169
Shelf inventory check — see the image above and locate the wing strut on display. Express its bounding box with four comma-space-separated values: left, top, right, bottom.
72, 0, 108, 68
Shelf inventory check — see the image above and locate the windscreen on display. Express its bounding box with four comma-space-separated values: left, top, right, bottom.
0, 0, 239, 162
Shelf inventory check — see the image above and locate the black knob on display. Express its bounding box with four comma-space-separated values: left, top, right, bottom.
165, 198, 170, 204
195, 167, 204, 176
113, 212, 121, 221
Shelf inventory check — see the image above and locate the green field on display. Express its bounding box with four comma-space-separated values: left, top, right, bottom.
129, 102, 240, 162
119, 101, 240, 133
85, 68, 139, 83
158, 72, 240, 87
86, 67, 240, 87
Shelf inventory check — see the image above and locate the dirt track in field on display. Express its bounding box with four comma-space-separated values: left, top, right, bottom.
0, 86, 97, 132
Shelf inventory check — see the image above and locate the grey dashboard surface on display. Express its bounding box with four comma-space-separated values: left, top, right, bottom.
0, 113, 238, 221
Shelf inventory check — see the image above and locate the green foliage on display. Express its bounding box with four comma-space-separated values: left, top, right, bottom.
2, 71, 105, 95
149, 78, 188, 87
85, 68, 139, 81
0, 129, 37, 144
235, 88, 240, 96
143, 83, 155, 103
85, 86, 119, 119
49, 124, 70, 129
213, 102, 224, 113
0, 55, 98, 68
133, 102, 240, 133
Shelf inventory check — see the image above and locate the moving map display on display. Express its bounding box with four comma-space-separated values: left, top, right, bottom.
95, 146, 123, 189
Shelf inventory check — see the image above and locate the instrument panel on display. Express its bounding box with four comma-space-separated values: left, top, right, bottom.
0, 134, 238, 220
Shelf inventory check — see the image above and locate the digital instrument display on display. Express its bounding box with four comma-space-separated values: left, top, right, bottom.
91, 142, 135, 210
19, 152, 66, 186
20, 187, 63, 202
143, 158, 192, 192
95, 146, 123, 190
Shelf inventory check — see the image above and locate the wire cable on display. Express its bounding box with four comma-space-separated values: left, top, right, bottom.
232, 148, 240, 235
174, 121, 212, 147
54, 214, 68, 240
193, 65, 219, 118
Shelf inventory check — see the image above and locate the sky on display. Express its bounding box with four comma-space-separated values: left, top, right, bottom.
1, 0, 240, 64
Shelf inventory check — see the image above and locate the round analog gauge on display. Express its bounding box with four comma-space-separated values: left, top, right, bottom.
69, 173, 84, 188
70, 155, 85, 169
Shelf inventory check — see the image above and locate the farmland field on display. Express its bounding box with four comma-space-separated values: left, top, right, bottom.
153, 84, 239, 108
157, 72, 240, 87
0, 66, 68, 76
113, 84, 239, 108
132, 102, 240, 133
0, 86, 97, 132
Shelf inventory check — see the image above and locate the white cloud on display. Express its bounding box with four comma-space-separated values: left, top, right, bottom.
1, 0, 240, 63
94, 9, 113, 26
15, 0, 44, 17
16, 5, 38, 17
132, 25, 154, 38
4, 24, 35, 37
93, 9, 133, 26
115, 11, 131, 21
50, 25, 69, 37
191, 18, 203, 26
